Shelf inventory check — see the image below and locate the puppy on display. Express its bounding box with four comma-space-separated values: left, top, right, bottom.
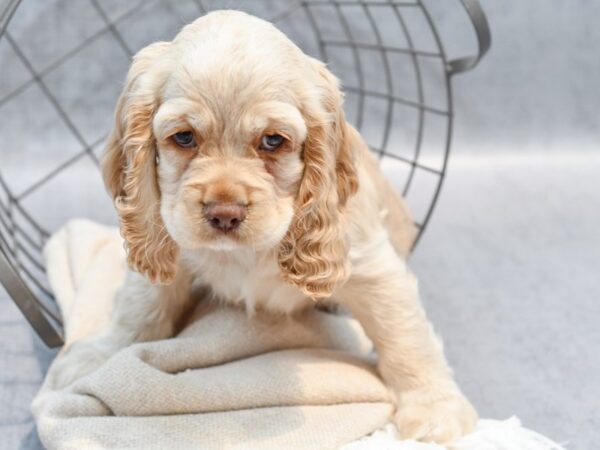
54, 11, 477, 445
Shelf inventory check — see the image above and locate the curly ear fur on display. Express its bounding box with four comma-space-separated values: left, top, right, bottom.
102, 42, 179, 284
278, 59, 359, 299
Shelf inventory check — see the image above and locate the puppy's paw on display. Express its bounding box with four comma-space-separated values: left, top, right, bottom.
49, 340, 112, 389
394, 385, 477, 446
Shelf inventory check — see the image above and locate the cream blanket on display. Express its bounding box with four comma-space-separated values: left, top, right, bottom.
32, 220, 567, 450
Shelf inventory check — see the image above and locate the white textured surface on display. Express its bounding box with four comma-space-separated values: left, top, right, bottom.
344, 418, 567, 450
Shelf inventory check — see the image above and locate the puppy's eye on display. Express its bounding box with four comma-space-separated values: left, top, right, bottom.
259, 134, 285, 152
172, 131, 197, 148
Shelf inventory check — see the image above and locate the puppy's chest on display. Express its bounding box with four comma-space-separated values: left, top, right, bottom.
185, 251, 310, 314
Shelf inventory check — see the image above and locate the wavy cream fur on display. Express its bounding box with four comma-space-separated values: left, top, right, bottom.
58, 11, 477, 446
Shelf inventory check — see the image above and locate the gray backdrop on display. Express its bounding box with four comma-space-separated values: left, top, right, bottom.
0, 1, 598, 449
433, 0, 600, 154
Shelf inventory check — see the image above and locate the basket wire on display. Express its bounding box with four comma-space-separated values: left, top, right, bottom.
0, 0, 490, 347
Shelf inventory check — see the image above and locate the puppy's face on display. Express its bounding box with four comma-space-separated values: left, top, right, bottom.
154, 80, 306, 252
103, 11, 358, 297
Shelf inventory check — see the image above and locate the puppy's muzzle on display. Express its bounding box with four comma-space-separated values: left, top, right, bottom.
203, 202, 247, 232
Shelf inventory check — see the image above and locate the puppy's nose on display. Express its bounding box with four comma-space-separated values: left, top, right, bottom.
203, 202, 247, 232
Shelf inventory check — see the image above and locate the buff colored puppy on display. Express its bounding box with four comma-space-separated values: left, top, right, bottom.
54, 11, 477, 445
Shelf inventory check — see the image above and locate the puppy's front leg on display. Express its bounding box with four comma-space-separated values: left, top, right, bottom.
337, 238, 477, 445
51, 269, 192, 389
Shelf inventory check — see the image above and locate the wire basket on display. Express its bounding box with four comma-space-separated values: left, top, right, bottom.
0, 0, 490, 348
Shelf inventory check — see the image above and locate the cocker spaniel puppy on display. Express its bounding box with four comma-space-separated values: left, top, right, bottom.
55, 11, 477, 444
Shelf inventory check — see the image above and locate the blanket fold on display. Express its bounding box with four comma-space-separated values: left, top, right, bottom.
33, 220, 394, 450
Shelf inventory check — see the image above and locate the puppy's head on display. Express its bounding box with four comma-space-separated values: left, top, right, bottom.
102, 11, 358, 298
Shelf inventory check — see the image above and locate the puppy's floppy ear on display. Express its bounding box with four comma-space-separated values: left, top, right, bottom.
278, 58, 359, 299
102, 42, 179, 284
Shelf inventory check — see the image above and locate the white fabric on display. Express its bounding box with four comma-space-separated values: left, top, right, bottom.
33, 220, 567, 450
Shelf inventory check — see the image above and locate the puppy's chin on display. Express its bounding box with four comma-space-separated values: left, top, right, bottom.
168, 224, 287, 253
202, 235, 247, 252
